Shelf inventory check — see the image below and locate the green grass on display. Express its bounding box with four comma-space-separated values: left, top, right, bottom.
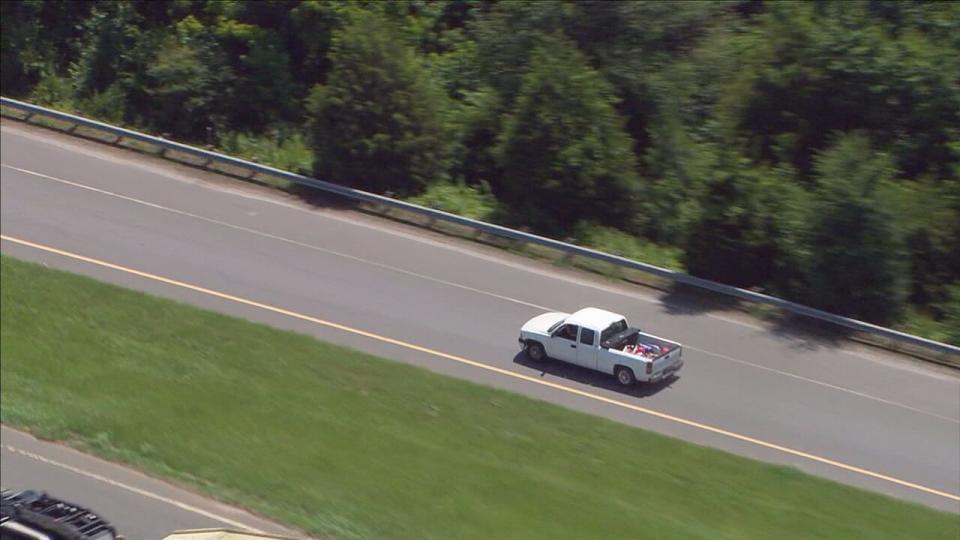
899, 308, 952, 345
1, 255, 956, 539
216, 130, 314, 177
406, 181, 501, 221
573, 223, 685, 272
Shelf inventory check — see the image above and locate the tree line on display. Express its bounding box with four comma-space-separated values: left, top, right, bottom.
3, 0, 958, 342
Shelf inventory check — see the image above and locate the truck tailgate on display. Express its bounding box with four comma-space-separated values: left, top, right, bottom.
651, 346, 683, 380
638, 331, 682, 380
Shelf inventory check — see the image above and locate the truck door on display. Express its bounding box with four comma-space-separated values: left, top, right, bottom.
549, 323, 580, 363
576, 327, 598, 369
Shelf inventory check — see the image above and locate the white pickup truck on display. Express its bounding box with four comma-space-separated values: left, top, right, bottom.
519, 307, 683, 386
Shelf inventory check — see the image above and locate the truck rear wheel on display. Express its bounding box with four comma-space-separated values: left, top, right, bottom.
615, 366, 636, 386
526, 341, 547, 362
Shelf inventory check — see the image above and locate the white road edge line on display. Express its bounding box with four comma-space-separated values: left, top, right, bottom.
4, 163, 957, 424
0, 163, 553, 312
683, 345, 960, 424
0, 145, 758, 325
0, 140, 929, 363
1, 443, 266, 533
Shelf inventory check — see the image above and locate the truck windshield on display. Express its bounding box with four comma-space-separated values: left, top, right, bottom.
600, 319, 628, 343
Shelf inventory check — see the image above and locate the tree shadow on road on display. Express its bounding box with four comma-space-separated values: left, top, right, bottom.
657, 283, 741, 317
286, 182, 363, 210
767, 312, 851, 353
512, 352, 679, 399
657, 284, 855, 356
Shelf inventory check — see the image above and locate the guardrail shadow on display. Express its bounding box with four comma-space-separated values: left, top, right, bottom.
286, 182, 363, 210
512, 352, 678, 398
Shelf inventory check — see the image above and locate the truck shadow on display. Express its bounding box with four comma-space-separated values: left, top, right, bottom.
512, 352, 678, 398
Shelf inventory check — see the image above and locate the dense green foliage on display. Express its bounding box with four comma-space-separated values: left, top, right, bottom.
496, 35, 639, 232
3, 0, 958, 339
309, 8, 452, 195
806, 134, 909, 324
4, 255, 958, 539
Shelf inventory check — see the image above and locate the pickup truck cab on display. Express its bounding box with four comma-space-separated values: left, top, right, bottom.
519, 307, 683, 386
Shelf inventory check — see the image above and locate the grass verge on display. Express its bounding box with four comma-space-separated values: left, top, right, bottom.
1, 255, 956, 539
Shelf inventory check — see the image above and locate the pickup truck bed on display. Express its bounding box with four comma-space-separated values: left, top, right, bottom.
603, 328, 683, 382
601, 328, 678, 359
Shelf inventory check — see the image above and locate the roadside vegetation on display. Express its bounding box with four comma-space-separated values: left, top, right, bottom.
2, 0, 958, 343
2, 254, 957, 539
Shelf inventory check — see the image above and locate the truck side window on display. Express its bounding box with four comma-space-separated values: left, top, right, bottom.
556, 324, 579, 341
580, 328, 596, 346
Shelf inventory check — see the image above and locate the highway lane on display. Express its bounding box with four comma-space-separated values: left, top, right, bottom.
2, 122, 959, 512
0, 427, 302, 539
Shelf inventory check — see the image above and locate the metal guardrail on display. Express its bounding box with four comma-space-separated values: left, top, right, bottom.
3, 96, 958, 361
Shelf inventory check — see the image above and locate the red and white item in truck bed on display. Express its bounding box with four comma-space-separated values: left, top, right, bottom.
623, 343, 669, 358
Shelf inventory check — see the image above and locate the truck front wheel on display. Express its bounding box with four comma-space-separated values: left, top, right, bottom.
615, 366, 636, 386
526, 341, 547, 362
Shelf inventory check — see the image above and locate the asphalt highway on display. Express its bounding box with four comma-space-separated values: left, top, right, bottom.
1, 122, 958, 525
0, 426, 301, 539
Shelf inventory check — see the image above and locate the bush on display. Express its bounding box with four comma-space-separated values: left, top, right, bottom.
217, 130, 313, 176
407, 182, 500, 221
899, 308, 952, 347
940, 284, 960, 345
574, 223, 684, 271
29, 72, 76, 112
76, 83, 127, 124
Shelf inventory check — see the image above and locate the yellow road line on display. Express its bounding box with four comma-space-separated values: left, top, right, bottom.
8, 163, 953, 422
2, 234, 958, 504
